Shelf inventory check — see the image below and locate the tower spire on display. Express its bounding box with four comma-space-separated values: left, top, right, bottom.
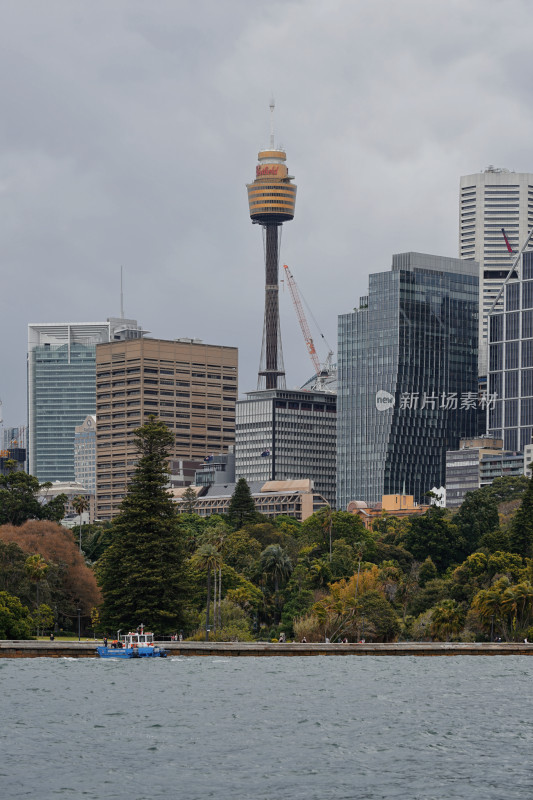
269, 95, 275, 149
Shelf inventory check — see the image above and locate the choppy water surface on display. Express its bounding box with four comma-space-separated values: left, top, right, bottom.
1, 655, 532, 799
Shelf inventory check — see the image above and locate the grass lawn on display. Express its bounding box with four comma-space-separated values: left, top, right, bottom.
37, 635, 100, 642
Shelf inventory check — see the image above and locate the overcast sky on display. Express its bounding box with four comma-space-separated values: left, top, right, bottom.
2, 0, 533, 425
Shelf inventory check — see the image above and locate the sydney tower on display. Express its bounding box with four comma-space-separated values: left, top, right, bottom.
247, 100, 297, 390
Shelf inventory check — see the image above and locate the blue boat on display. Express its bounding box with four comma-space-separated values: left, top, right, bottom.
97, 625, 168, 658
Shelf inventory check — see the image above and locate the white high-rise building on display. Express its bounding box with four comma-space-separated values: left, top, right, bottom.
460, 167, 533, 375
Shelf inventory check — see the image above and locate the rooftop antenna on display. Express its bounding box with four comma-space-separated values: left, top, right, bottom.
120, 266, 124, 319
269, 95, 275, 149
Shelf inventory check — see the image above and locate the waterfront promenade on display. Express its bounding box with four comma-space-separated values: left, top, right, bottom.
1, 640, 533, 658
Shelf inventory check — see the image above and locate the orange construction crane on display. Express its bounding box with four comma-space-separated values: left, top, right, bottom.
283, 264, 327, 380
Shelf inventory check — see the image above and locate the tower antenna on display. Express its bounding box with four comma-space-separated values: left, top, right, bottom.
269, 95, 275, 149
120, 266, 124, 319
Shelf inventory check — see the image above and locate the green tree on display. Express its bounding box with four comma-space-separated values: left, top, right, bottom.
0, 468, 67, 526
193, 543, 222, 639
404, 507, 462, 572
227, 478, 257, 529
487, 551, 523, 581
24, 554, 49, 619
181, 485, 198, 514
97, 417, 188, 634
454, 490, 500, 555
72, 495, 89, 554
0, 591, 34, 639
330, 538, 356, 580
300, 509, 374, 555
356, 591, 400, 642
501, 581, 533, 631
430, 599, 465, 641
485, 475, 530, 504
509, 474, 533, 558
79, 523, 113, 563
418, 556, 438, 587
221, 529, 261, 576
34, 604, 54, 635
260, 544, 293, 595
472, 578, 511, 640
0, 540, 28, 598
409, 577, 452, 617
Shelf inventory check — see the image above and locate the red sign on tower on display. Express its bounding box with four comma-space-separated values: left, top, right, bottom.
256, 165, 279, 177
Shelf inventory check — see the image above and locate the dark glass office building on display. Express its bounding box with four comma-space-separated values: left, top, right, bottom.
337, 252, 479, 508
487, 251, 533, 453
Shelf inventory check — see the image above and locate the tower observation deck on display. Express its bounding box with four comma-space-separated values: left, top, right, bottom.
247, 100, 297, 389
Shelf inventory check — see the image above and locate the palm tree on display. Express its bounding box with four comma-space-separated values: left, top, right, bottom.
25, 554, 49, 636
309, 557, 332, 589
72, 495, 89, 553
260, 544, 292, 595
472, 578, 511, 639
353, 540, 365, 603
321, 506, 333, 561
430, 599, 465, 641
502, 581, 533, 632
194, 544, 222, 641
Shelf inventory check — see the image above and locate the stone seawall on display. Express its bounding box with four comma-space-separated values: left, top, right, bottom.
1, 641, 533, 658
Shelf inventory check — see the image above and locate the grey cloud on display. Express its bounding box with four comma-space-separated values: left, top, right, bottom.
2, 0, 533, 424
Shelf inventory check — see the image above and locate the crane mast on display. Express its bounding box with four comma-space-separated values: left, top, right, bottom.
283, 265, 322, 377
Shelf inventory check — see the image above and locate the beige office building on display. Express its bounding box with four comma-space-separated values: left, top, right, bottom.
95, 338, 238, 520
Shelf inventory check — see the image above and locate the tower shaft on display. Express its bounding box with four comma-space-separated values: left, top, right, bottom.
261, 224, 284, 390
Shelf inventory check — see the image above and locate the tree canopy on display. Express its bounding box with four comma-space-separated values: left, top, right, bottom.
0, 467, 67, 526
509, 474, 533, 558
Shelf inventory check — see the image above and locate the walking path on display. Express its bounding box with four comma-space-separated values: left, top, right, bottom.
1, 641, 533, 658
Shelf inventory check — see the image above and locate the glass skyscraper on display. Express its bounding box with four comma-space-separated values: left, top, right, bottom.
337, 252, 479, 508
28, 319, 145, 483
487, 251, 533, 453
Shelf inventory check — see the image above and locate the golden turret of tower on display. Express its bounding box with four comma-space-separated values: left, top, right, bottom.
247, 110, 297, 224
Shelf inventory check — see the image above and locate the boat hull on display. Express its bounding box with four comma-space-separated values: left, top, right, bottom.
97, 646, 167, 659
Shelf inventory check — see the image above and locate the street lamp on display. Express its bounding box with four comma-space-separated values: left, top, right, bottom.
490, 614, 495, 643
77, 608, 81, 642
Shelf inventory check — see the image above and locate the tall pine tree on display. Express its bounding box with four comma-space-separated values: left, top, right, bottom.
509, 469, 533, 558
97, 417, 188, 634
227, 478, 257, 529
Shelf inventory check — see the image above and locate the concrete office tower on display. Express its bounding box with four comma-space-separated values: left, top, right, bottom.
247, 101, 297, 390
95, 338, 238, 520
445, 436, 504, 508
74, 415, 96, 493
236, 388, 336, 506
337, 253, 479, 509
460, 168, 533, 375
487, 250, 533, 453
28, 319, 145, 483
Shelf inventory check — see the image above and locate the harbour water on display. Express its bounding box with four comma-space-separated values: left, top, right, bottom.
2, 655, 531, 799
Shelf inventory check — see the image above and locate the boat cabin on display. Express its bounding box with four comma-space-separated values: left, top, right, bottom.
120, 626, 155, 649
